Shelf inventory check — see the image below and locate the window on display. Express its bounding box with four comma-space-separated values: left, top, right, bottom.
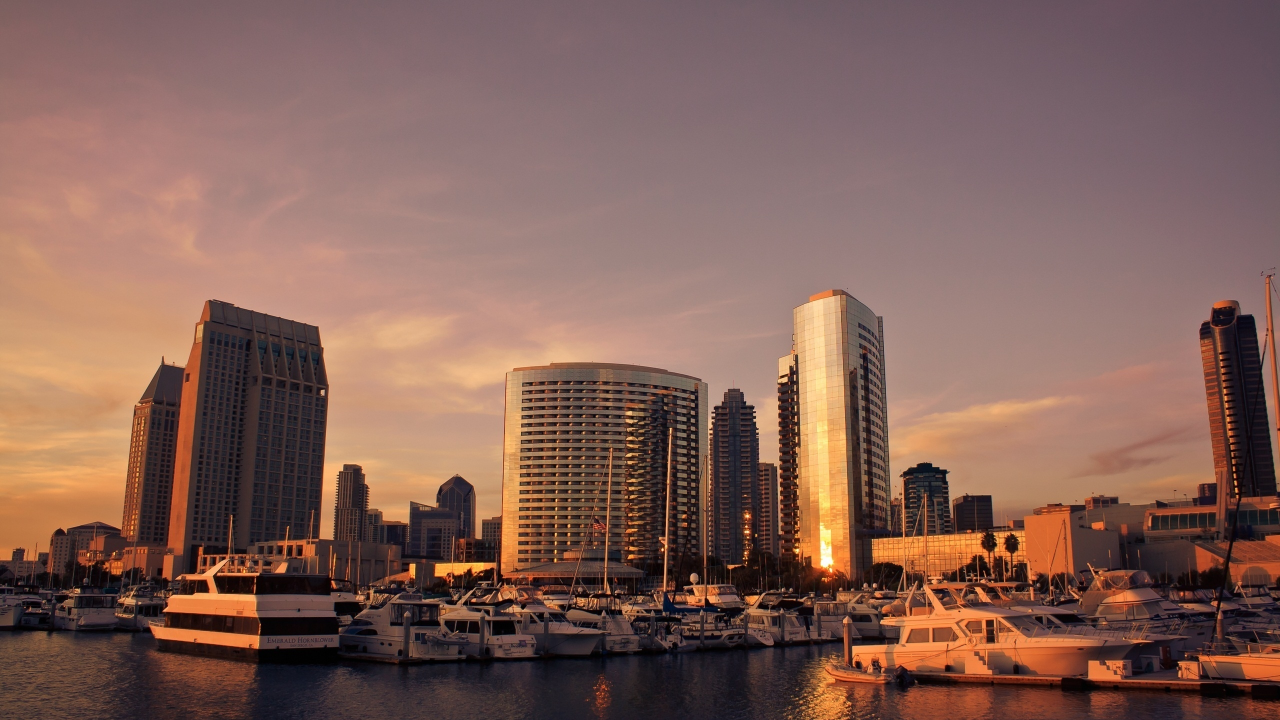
932, 627, 957, 642
905, 628, 931, 643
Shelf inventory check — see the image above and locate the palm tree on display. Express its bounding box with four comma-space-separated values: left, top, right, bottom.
1003, 533, 1020, 581
980, 531, 998, 579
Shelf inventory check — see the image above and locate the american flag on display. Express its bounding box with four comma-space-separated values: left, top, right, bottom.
592, 518, 606, 532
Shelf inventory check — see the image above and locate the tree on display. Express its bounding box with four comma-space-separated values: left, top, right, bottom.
980, 531, 998, 578
868, 562, 903, 590
1002, 533, 1020, 581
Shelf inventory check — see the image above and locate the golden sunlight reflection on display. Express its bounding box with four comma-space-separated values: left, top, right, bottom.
591, 674, 612, 718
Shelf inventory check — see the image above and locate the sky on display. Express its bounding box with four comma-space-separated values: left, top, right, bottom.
1, 2, 1277, 555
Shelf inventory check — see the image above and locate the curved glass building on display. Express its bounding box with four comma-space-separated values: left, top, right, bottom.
500, 363, 708, 572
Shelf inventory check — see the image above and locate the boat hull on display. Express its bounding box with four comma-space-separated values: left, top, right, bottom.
53, 612, 117, 632
0, 605, 23, 630
151, 625, 338, 663
1200, 653, 1280, 681
849, 638, 1134, 677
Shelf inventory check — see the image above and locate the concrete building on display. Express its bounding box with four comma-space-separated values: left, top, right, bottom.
121, 362, 184, 545
786, 289, 890, 578
166, 300, 329, 576
756, 462, 780, 557
481, 516, 501, 557
408, 501, 458, 561
903, 463, 952, 536
709, 389, 760, 564
500, 362, 708, 571
953, 494, 994, 533
776, 356, 800, 559
1200, 300, 1276, 500
46, 529, 70, 579
382, 520, 409, 551
437, 475, 477, 540
1023, 504, 1121, 582
334, 464, 369, 542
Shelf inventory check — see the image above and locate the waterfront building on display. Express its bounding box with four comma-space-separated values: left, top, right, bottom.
482, 516, 502, 557
903, 463, 952, 536
1084, 495, 1120, 510
47, 529, 70, 578
382, 520, 409, 551
408, 501, 458, 561
165, 300, 329, 576
121, 362, 184, 545
872, 529, 1027, 582
709, 389, 760, 564
437, 475, 477, 539
454, 537, 497, 562
499, 362, 708, 571
334, 464, 370, 542
789, 290, 890, 577
756, 463, 780, 557
952, 494, 994, 533
1200, 300, 1276, 499
776, 354, 800, 559
11, 548, 24, 562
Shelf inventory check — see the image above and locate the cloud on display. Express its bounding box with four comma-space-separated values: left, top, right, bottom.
891, 395, 1079, 459
1072, 426, 1198, 478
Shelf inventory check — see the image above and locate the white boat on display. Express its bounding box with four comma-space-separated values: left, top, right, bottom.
438, 607, 537, 659
861, 584, 1137, 676
150, 560, 339, 662
333, 591, 365, 628
115, 585, 166, 631
1081, 571, 1213, 651
565, 609, 641, 653
340, 592, 467, 662
53, 588, 118, 631
683, 584, 746, 611
827, 659, 894, 684
743, 592, 808, 646
674, 610, 746, 650
804, 598, 851, 642
506, 603, 606, 656
1199, 643, 1280, 681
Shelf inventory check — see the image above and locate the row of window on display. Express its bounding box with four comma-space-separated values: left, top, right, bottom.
166, 612, 338, 636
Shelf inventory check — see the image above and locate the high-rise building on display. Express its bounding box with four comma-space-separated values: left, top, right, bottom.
408, 501, 458, 561
889, 497, 903, 535
121, 363, 184, 545
365, 509, 385, 544
482, 516, 502, 544
709, 389, 760, 564
500, 362, 708, 571
382, 520, 409, 552
437, 475, 477, 539
790, 290, 890, 577
777, 354, 800, 559
1200, 300, 1276, 499
903, 463, 952, 536
47, 529, 70, 579
334, 464, 370, 542
166, 300, 329, 575
11, 548, 25, 562
756, 463, 780, 557
952, 494, 994, 533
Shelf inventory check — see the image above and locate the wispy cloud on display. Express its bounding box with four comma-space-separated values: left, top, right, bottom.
1072, 426, 1199, 478
892, 395, 1080, 460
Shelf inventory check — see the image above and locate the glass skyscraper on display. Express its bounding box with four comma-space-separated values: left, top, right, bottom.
121, 362, 184, 545
788, 290, 889, 578
709, 389, 760, 564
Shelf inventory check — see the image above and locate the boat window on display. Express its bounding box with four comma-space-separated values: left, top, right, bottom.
177, 579, 211, 595
259, 616, 339, 636
349, 619, 373, 627
905, 628, 931, 643
334, 602, 364, 616
468, 621, 481, 634
214, 575, 257, 594
852, 615, 874, 623
963, 620, 983, 636
1053, 613, 1085, 625
1096, 604, 1126, 617
355, 629, 377, 636
255, 576, 331, 595
932, 627, 957, 642
490, 620, 517, 635
1001, 617, 1042, 636
1127, 604, 1153, 620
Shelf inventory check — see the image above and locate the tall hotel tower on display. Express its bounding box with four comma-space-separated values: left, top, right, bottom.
1200, 300, 1276, 499
121, 363, 184, 545
500, 363, 707, 572
334, 464, 369, 542
778, 290, 889, 578
709, 389, 760, 564
166, 301, 329, 575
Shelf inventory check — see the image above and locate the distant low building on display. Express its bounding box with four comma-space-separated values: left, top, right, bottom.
952, 494, 994, 532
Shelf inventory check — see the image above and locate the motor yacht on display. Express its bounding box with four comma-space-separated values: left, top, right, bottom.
1232, 584, 1280, 615
743, 592, 807, 646
860, 584, 1136, 676
533, 585, 574, 611
802, 597, 850, 642
565, 609, 641, 653
332, 591, 364, 628
53, 588, 119, 631
1079, 570, 1213, 650
507, 603, 606, 656
683, 584, 746, 612
439, 607, 537, 659
150, 560, 339, 662
1197, 641, 1280, 681
115, 585, 166, 631
340, 592, 467, 662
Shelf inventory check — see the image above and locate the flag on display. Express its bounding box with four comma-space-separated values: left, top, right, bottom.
592, 518, 606, 532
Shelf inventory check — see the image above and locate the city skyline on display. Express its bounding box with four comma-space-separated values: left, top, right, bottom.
3, 4, 1279, 554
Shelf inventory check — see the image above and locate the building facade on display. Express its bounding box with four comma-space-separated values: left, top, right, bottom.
408, 501, 458, 561
334, 464, 370, 542
872, 529, 1028, 582
437, 475, 477, 540
482, 516, 502, 557
776, 354, 800, 559
166, 300, 329, 575
708, 389, 760, 564
756, 462, 780, 557
500, 362, 708, 571
952, 494, 994, 533
1200, 300, 1277, 499
790, 290, 890, 577
121, 363, 184, 545
903, 463, 952, 536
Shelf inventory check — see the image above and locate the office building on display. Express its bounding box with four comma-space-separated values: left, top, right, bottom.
788, 290, 890, 576
873, 529, 1028, 582
952, 494, 994, 532
11, 548, 25, 562
408, 501, 458, 561
903, 463, 952, 536
756, 463, 780, 557
1084, 495, 1120, 511
334, 464, 370, 542
382, 520, 409, 550
500, 362, 708, 571
47, 529, 70, 579
482, 516, 502, 558
1200, 300, 1276, 498
776, 354, 800, 559
437, 475, 477, 539
121, 362, 184, 545
365, 509, 385, 544
709, 389, 760, 564
166, 300, 329, 575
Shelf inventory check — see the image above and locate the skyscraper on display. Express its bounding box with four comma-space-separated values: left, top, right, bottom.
777, 354, 799, 559
709, 389, 760, 564
500, 362, 708, 571
121, 362, 184, 545
437, 475, 477, 539
756, 462, 780, 557
1200, 300, 1277, 499
790, 289, 890, 577
166, 300, 329, 575
952, 494, 993, 533
408, 501, 458, 561
334, 464, 370, 542
903, 463, 953, 536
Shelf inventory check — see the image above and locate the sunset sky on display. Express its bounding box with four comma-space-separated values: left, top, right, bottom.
1, 3, 1277, 555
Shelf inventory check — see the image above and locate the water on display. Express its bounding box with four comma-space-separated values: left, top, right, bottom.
0, 632, 1267, 720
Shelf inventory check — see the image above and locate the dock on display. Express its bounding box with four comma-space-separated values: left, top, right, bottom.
910, 669, 1280, 699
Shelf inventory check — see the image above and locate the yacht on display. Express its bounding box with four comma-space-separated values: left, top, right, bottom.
332, 591, 364, 628
1232, 584, 1280, 615
743, 592, 807, 646
565, 609, 640, 653
150, 560, 339, 662
802, 597, 851, 642
860, 584, 1137, 676
53, 588, 119, 631
659, 595, 745, 650
506, 603, 606, 656
438, 607, 537, 659
683, 584, 746, 612
340, 592, 467, 662
1197, 641, 1280, 681
115, 585, 166, 631
1080, 570, 1213, 650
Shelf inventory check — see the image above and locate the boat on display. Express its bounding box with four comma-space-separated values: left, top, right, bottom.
859, 583, 1137, 676
438, 607, 537, 659
683, 584, 746, 611
53, 588, 119, 631
115, 585, 166, 631
339, 592, 467, 662
332, 590, 364, 629
743, 591, 808, 646
802, 597, 851, 642
150, 560, 339, 662
1197, 642, 1280, 681
827, 659, 894, 684
505, 603, 606, 656
565, 608, 641, 654
1079, 570, 1213, 651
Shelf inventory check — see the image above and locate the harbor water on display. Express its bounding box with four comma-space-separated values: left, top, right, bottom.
0, 632, 1267, 720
